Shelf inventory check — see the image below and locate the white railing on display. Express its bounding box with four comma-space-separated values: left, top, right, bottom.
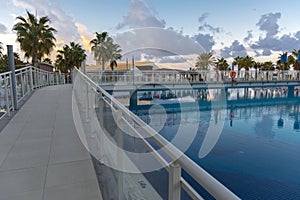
73, 68, 240, 200
87, 70, 300, 85
0, 66, 66, 119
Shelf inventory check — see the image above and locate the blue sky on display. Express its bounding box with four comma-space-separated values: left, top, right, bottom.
1, 0, 300, 65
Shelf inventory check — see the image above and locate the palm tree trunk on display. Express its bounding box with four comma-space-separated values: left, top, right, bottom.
33, 44, 38, 67
33, 53, 38, 67
102, 57, 105, 71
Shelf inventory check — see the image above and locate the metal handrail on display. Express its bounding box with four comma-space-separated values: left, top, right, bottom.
0, 66, 66, 120
87, 70, 300, 85
74, 68, 240, 200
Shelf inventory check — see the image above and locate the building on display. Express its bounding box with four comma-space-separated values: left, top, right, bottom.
38, 62, 55, 72
86, 61, 159, 71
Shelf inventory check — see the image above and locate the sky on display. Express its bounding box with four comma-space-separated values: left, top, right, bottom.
1, 0, 300, 67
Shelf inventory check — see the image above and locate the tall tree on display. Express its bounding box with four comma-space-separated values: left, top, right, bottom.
42, 58, 52, 64
291, 49, 300, 70
90, 32, 122, 70
90, 32, 109, 70
13, 11, 56, 67
261, 61, 275, 71
0, 42, 3, 57
277, 52, 289, 70
215, 58, 229, 70
106, 38, 122, 70
55, 42, 86, 73
234, 56, 254, 70
0, 53, 27, 72
0, 42, 5, 69
233, 56, 242, 68
195, 53, 214, 70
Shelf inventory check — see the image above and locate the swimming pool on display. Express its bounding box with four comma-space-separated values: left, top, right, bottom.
135, 97, 300, 199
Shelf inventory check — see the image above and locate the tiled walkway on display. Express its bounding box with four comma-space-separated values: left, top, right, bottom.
0, 85, 102, 200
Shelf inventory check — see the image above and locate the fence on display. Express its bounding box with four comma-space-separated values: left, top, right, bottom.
87, 70, 300, 85
0, 66, 66, 119
72, 68, 240, 200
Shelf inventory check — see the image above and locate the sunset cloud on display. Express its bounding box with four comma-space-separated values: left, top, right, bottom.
76, 23, 93, 51
12, 0, 81, 47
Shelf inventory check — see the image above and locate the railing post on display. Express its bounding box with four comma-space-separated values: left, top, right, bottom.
25, 70, 29, 94
29, 66, 34, 91
168, 162, 181, 200
20, 72, 24, 98
7, 45, 18, 110
4, 76, 10, 116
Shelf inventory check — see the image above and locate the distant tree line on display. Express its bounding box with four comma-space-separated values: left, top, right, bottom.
195, 50, 300, 71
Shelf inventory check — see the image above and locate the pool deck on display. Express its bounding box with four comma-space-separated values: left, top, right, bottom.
0, 85, 102, 200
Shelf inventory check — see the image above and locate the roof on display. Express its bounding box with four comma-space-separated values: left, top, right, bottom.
38, 62, 54, 68
86, 61, 158, 71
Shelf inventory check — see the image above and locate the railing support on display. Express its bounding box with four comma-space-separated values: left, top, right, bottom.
4, 77, 10, 116
168, 162, 181, 200
7, 45, 18, 110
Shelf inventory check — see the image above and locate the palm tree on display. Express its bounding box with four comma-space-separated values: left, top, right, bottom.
106, 39, 122, 70
253, 61, 262, 80
90, 32, 122, 71
0, 42, 5, 69
215, 58, 229, 70
234, 56, 254, 70
13, 11, 56, 67
291, 49, 300, 70
261, 61, 275, 71
0, 42, 3, 57
195, 53, 214, 70
43, 58, 52, 64
90, 32, 109, 70
0, 53, 26, 72
277, 52, 289, 70
55, 42, 86, 73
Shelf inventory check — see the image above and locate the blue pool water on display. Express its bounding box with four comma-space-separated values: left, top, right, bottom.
136, 97, 300, 199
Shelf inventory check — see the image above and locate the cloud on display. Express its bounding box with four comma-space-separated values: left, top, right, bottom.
250, 12, 300, 56
243, 30, 253, 43
262, 49, 272, 56
198, 13, 222, 34
0, 23, 8, 34
256, 12, 281, 38
199, 23, 221, 34
113, 0, 206, 61
195, 13, 220, 52
295, 31, 300, 39
142, 54, 155, 60
12, 0, 81, 47
75, 23, 95, 64
198, 13, 209, 23
117, 0, 166, 29
76, 23, 93, 51
193, 33, 215, 52
114, 28, 205, 60
159, 56, 187, 63
220, 40, 247, 58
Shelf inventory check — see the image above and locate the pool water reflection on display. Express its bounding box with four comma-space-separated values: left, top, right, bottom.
136, 99, 300, 199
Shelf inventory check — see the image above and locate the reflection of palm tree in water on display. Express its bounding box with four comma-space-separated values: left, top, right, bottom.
277, 112, 284, 128
294, 105, 300, 130
214, 110, 219, 124
255, 116, 275, 139
229, 109, 234, 127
